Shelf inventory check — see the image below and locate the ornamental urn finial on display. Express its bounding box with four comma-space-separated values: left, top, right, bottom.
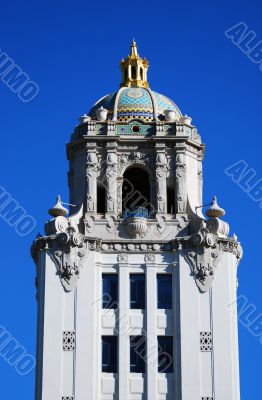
206, 196, 225, 218
48, 195, 68, 217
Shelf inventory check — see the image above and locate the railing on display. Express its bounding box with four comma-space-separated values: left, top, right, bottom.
122, 206, 149, 220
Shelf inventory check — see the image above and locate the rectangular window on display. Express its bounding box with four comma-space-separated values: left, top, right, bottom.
102, 274, 118, 309
130, 274, 145, 309
130, 336, 146, 373
158, 336, 173, 373
157, 274, 172, 309
102, 336, 117, 373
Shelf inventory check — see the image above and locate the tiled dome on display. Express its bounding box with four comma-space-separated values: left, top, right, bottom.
88, 87, 182, 122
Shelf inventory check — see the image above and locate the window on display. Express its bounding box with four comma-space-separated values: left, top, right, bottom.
102, 336, 117, 372
167, 186, 175, 214
158, 336, 173, 373
132, 125, 140, 133
97, 184, 106, 214
131, 65, 136, 79
130, 336, 146, 373
130, 274, 145, 309
102, 274, 118, 309
157, 274, 172, 309
140, 67, 143, 80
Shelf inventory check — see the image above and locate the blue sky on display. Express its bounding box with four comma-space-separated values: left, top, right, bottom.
0, 0, 261, 398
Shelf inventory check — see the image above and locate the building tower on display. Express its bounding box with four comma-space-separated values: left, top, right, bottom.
32, 41, 243, 400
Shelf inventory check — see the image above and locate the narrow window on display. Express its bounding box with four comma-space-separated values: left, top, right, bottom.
102, 336, 118, 372
131, 65, 136, 79
167, 186, 175, 214
157, 274, 172, 309
130, 336, 146, 373
158, 336, 173, 373
130, 274, 145, 309
124, 67, 128, 82
102, 274, 118, 309
97, 184, 106, 214
140, 67, 143, 80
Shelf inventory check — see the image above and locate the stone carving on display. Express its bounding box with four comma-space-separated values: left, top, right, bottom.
156, 152, 167, 213
118, 151, 153, 175
106, 215, 116, 233
144, 253, 155, 263
85, 215, 94, 234
118, 253, 128, 263
86, 152, 98, 212
45, 215, 69, 235
106, 152, 117, 213
185, 221, 222, 293
125, 216, 148, 238
156, 215, 166, 234
51, 225, 87, 292
175, 153, 187, 213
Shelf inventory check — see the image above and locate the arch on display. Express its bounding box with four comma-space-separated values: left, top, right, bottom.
122, 166, 152, 214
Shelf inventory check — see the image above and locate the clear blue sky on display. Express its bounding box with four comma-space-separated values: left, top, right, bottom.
0, 0, 261, 398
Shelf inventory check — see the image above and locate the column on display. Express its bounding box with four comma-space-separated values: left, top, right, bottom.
86, 145, 98, 213
146, 262, 157, 400
155, 145, 168, 215
106, 146, 117, 216
174, 144, 187, 215
118, 260, 129, 399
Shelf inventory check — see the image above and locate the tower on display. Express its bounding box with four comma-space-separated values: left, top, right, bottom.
32, 42, 243, 400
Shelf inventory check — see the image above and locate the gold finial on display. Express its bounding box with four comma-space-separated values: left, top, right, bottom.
120, 40, 149, 88
130, 39, 138, 58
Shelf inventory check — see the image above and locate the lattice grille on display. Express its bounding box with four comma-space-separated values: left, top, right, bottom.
63, 331, 75, 351
200, 331, 213, 351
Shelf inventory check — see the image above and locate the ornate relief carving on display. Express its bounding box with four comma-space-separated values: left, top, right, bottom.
175, 152, 187, 213
118, 151, 153, 175
117, 253, 128, 263
86, 152, 98, 212
106, 152, 117, 213
185, 221, 222, 293
156, 152, 167, 213
144, 253, 155, 263
51, 225, 87, 292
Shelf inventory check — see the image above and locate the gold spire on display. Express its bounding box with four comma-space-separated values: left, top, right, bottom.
120, 40, 149, 88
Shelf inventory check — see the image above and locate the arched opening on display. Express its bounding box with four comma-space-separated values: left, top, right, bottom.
131, 66, 136, 80
122, 167, 151, 214
124, 67, 128, 82
140, 67, 143, 80
97, 184, 106, 214
167, 186, 175, 214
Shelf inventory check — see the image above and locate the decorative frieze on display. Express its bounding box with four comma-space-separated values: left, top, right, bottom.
62, 397, 74, 400
202, 397, 213, 400
63, 331, 75, 351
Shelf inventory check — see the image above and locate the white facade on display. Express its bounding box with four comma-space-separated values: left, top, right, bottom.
32, 43, 242, 400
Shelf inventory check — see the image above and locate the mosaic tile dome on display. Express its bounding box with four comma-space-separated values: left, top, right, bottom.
88, 87, 182, 122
